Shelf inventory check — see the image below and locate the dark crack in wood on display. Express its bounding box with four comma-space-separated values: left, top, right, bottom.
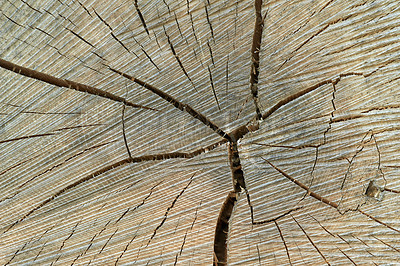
0, 58, 153, 110
208, 65, 220, 110
1, 12, 24, 27
225, 54, 229, 93
98, 229, 118, 256
132, 36, 160, 70
164, 28, 196, 89
77, 0, 92, 17
107, 66, 232, 141
339, 248, 357, 265
384, 187, 400, 193
228, 141, 246, 192
66, 28, 96, 48
174, 11, 187, 45
204, 5, 214, 41
56, 220, 82, 264
115, 181, 161, 224
186, 0, 198, 43
207, 41, 215, 66
249, 0, 264, 120
358, 209, 400, 233
4, 241, 29, 265
55, 124, 104, 131
309, 214, 336, 238
372, 235, 400, 253
263, 158, 339, 209
213, 191, 237, 266
174, 231, 187, 265
21, 0, 42, 13
134, 0, 149, 35
121, 103, 132, 158
111, 32, 138, 57
147, 174, 194, 246
73, 220, 111, 264
341, 131, 373, 189
274, 220, 292, 266
252, 207, 303, 225
93, 7, 138, 57
114, 223, 141, 266
0, 132, 57, 145
292, 215, 331, 265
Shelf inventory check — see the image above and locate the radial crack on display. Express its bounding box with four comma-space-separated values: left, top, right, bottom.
204, 5, 214, 41
0, 58, 153, 110
186, 0, 198, 43
208, 65, 220, 110
0, 133, 57, 144
147, 174, 194, 246
92, 8, 137, 57
358, 209, 400, 233
107, 66, 232, 141
115, 181, 161, 224
66, 28, 96, 48
263, 158, 338, 209
164, 28, 196, 89
121, 103, 132, 158
213, 191, 237, 266
372, 236, 400, 253
292, 215, 331, 265
134, 0, 149, 35
2, 140, 224, 233
274, 220, 292, 266
249, 0, 265, 120
339, 249, 357, 265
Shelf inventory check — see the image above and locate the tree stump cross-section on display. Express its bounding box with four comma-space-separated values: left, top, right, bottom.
1, 0, 400, 265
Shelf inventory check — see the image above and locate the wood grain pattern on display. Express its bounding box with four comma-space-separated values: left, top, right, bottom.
0, 0, 399, 265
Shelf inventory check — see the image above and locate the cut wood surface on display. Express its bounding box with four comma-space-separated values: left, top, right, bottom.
1, 0, 400, 265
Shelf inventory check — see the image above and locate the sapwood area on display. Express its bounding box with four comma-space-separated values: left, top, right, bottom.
1, 0, 400, 265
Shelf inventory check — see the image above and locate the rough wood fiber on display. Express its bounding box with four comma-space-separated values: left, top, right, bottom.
0, 0, 399, 265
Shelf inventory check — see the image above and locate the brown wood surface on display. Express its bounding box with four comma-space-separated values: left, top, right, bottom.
1, 0, 400, 265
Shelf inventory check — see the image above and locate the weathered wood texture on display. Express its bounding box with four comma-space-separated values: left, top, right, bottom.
1, 0, 400, 265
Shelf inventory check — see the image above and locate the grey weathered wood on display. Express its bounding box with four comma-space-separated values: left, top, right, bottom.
1, 0, 400, 265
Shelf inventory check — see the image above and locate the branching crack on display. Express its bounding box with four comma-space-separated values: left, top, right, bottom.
263, 158, 339, 209
2, 2, 395, 263
107, 66, 231, 141
115, 181, 162, 224
147, 174, 194, 246
163, 27, 196, 89
292, 215, 331, 265
132, 36, 160, 70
